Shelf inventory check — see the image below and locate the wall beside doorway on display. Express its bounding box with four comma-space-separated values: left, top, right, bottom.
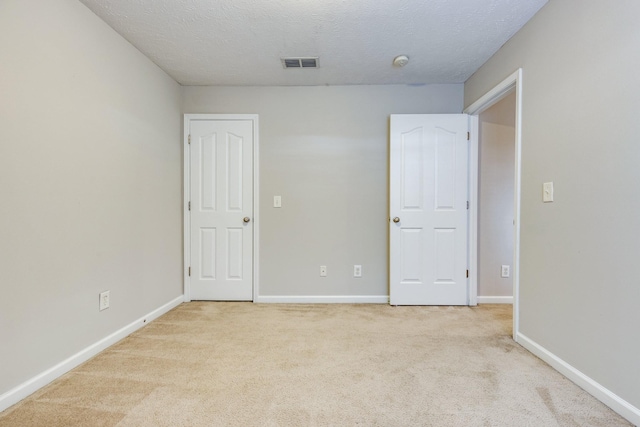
183, 84, 463, 300
478, 92, 516, 301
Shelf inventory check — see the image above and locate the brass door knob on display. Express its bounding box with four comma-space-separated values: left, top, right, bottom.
243, 217, 251, 223
393, 217, 400, 223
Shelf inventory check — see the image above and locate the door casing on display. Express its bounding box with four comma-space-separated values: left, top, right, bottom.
183, 114, 260, 302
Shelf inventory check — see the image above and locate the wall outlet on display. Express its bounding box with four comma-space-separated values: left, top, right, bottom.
501, 265, 510, 278
354, 265, 362, 277
320, 265, 327, 277
99, 290, 110, 311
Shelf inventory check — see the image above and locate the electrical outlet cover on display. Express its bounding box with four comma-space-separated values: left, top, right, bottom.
501, 265, 510, 278
354, 265, 362, 277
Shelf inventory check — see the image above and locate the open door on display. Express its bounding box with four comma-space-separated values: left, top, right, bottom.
389, 114, 470, 305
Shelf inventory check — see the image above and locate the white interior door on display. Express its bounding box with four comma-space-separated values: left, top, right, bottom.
189, 118, 253, 301
390, 114, 469, 305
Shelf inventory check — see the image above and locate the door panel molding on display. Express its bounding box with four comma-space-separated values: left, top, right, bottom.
183, 114, 259, 302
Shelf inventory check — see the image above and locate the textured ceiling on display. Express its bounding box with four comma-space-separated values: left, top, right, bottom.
78, 0, 547, 86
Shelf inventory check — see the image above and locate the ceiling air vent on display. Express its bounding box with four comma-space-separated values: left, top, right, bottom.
282, 57, 319, 69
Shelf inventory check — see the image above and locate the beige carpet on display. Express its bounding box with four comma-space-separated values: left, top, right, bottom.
0, 303, 631, 426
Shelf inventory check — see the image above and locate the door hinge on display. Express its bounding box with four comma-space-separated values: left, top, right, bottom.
188, 134, 191, 144
188, 201, 191, 211
466, 269, 469, 278
188, 267, 191, 277
467, 201, 469, 209
467, 132, 470, 140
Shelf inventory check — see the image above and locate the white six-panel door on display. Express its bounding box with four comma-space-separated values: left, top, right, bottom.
188, 118, 254, 301
390, 114, 469, 305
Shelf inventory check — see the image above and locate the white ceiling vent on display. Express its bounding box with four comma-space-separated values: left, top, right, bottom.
282, 57, 319, 69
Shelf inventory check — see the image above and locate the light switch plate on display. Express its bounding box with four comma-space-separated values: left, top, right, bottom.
274, 196, 282, 208
543, 182, 554, 202
99, 290, 110, 311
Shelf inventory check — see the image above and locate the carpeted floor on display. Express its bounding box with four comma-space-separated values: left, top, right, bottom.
0, 303, 631, 426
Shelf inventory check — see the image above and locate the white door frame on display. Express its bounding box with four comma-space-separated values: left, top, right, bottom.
183, 114, 260, 303
464, 69, 522, 341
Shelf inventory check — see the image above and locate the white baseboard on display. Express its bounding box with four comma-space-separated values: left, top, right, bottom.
0, 295, 184, 413
254, 295, 389, 304
518, 333, 640, 426
477, 296, 513, 304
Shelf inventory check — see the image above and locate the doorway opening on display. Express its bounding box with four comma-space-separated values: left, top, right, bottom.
465, 69, 522, 341
478, 92, 516, 306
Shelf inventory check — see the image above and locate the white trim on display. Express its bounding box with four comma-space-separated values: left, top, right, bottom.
0, 296, 183, 413
467, 115, 479, 307
465, 69, 521, 115
518, 333, 640, 426
252, 118, 260, 303
464, 68, 522, 342
477, 296, 513, 304
183, 114, 259, 303
183, 117, 191, 302
513, 73, 523, 342
255, 295, 389, 304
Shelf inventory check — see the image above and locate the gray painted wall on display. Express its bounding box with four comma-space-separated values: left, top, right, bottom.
478, 93, 515, 298
465, 0, 640, 410
183, 85, 463, 298
0, 0, 183, 395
